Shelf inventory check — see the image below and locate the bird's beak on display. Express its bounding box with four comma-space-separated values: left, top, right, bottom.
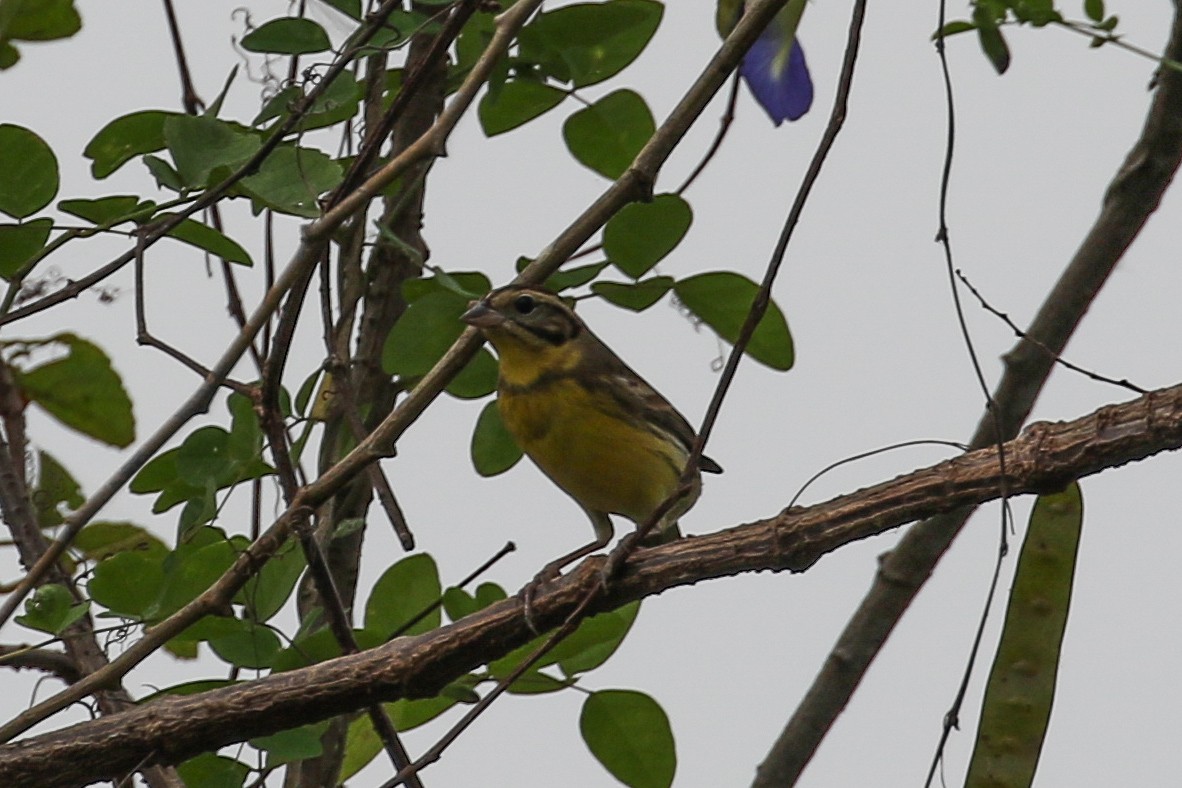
460, 300, 504, 329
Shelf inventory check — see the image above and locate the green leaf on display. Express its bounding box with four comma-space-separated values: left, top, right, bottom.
340, 715, 384, 782
32, 450, 83, 527
973, 6, 1011, 74
592, 277, 674, 312
0, 125, 58, 219
544, 261, 610, 292
471, 400, 523, 477
16, 334, 135, 447
0, 0, 81, 42
581, 690, 675, 788
321, 0, 362, 20
270, 627, 383, 672
0, 218, 52, 279
965, 483, 1084, 788
72, 521, 167, 561
250, 722, 329, 766
238, 540, 306, 622
85, 110, 181, 179
551, 601, 640, 675
208, 619, 282, 669
58, 195, 155, 225
446, 347, 499, 399
177, 753, 249, 788
364, 554, 442, 638
479, 79, 567, 136
383, 289, 468, 376
143, 154, 185, 192
0, 41, 16, 70
442, 581, 507, 621
402, 270, 490, 302
164, 115, 261, 187
342, 691, 467, 779
239, 145, 342, 217
388, 691, 464, 730
520, 0, 663, 87
241, 18, 331, 54
563, 89, 655, 179
1084, 0, 1104, 23
603, 194, 692, 277
932, 20, 977, 39
674, 272, 794, 371
16, 583, 89, 635
160, 214, 253, 265
151, 538, 241, 620
89, 551, 165, 619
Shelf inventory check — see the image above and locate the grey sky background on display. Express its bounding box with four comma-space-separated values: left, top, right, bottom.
3, 1, 1180, 785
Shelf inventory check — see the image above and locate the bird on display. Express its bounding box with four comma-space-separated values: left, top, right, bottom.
461, 285, 722, 588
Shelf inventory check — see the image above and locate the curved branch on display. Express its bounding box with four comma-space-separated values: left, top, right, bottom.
0, 645, 80, 684
1, 381, 1181, 787
753, 3, 1182, 784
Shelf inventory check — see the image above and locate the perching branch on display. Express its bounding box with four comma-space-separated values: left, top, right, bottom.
1, 380, 1180, 787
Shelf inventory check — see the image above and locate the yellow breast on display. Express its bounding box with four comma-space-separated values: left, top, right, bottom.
497, 378, 685, 524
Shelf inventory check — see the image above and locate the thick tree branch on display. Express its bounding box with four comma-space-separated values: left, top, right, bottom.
753, 3, 1182, 784
2, 382, 1180, 787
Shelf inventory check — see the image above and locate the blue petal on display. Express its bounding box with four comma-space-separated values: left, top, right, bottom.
740, 37, 813, 125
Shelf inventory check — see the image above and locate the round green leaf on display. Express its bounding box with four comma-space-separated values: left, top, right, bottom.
383, 290, 468, 376
519, 0, 663, 87
0, 218, 53, 279
239, 145, 343, 217
238, 540, 306, 622
208, 621, 282, 669
479, 79, 567, 136
250, 722, 329, 766
604, 194, 692, 277
0, 125, 58, 219
580, 689, 675, 788
447, 347, 499, 399
563, 89, 654, 179
90, 551, 165, 619
471, 400, 523, 477
674, 272, 794, 371
363, 554, 442, 638
177, 754, 249, 788
551, 601, 641, 676
241, 18, 331, 54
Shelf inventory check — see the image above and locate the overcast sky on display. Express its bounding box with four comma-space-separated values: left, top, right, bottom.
3, 1, 1181, 786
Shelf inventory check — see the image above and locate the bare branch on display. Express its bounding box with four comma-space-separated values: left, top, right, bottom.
1, 381, 1180, 787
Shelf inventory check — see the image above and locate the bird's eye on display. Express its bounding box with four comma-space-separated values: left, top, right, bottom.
513, 294, 536, 314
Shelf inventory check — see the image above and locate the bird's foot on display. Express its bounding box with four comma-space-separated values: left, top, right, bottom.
520, 562, 563, 635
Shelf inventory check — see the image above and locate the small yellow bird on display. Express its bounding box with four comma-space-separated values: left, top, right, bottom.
461, 285, 721, 581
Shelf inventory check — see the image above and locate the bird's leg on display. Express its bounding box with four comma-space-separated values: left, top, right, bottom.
521, 511, 613, 633
603, 513, 682, 585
